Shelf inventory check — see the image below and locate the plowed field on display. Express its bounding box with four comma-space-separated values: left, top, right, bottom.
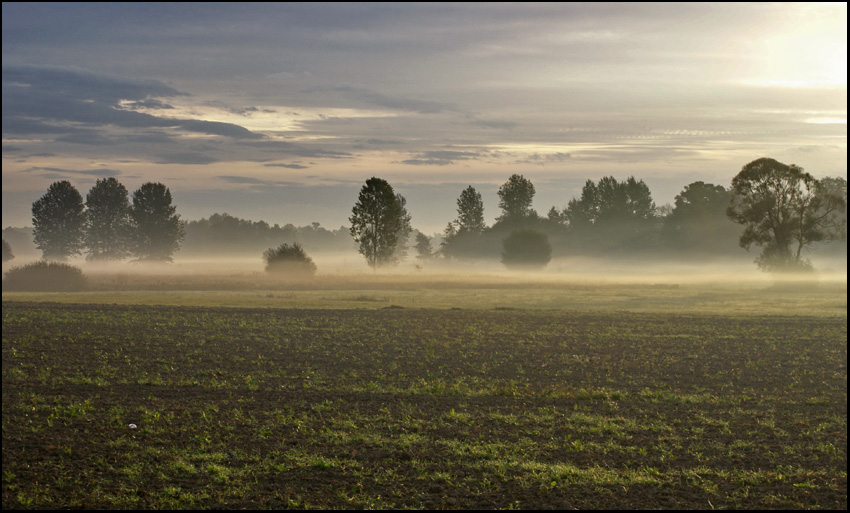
2, 302, 846, 509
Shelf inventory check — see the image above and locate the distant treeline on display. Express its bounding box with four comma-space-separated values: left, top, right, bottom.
181, 214, 356, 255
1, 221, 359, 261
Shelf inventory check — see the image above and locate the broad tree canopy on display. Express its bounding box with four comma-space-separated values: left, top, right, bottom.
727, 158, 846, 271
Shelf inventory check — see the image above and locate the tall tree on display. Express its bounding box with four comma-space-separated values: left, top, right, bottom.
349, 177, 407, 268
727, 158, 846, 271
455, 185, 486, 234
392, 193, 413, 263
441, 185, 488, 259
496, 174, 536, 224
31, 180, 86, 261
129, 182, 184, 261
85, 177, 132, 260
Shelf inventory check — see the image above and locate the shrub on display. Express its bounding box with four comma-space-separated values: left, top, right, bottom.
502, 229, 551, 270
3, 260, 87, 291
263, 243, 317, 277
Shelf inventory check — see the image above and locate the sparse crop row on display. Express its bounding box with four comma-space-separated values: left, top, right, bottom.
2, 302, 846, 509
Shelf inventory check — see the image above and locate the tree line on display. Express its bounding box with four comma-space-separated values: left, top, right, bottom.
181, 214, 353, 256
6, 157, 846, 273
352, 158, 846, 272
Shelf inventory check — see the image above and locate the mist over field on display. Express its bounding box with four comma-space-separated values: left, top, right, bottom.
3, 227, 847, 294
2, 4, 846, 509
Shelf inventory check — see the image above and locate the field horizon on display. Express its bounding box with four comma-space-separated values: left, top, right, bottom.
2, 262, 847, 509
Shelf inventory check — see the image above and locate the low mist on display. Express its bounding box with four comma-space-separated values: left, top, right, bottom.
4, 248, 846, 293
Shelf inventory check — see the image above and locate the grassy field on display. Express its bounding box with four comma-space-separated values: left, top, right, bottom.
1, 277, 847, 509
2, 270, 847, 316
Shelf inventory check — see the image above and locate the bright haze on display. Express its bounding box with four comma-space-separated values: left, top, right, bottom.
2, 3, 846, 233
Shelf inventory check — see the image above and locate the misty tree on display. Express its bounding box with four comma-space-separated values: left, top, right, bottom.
562, 176, 657, 253
662, 181, 739, 254
454, 186, 486, 234
440, 222, 457, 256
496, 174, 537, 224
391, 193, 414, 263
442, 185, 487, 258
818, 176, 848, 244
31, 180, 87, 261
129, 182, 185, 262
349, 177, 408, 268
2, 239, 13, 262
85, 177, 132, 260
727, 158, 846, 272
415, 232, 434, 261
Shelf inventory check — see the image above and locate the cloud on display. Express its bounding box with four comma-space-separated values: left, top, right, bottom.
401, 150, 481, 166
156, 153, 220, 165
264, 163, 309, 169
242, 140, 353, 159
401, 158, 453, 166
329, 86, 455, 114
515, 152, 572, 165
215, 175, 300, 187
3, 64, 184, 104
54, 131, 116, 146
122, 98, 175, 110
24, 166, 122, 178
469, 118, 519, 130
1, 64, 262, 140
177, 119, 263, 139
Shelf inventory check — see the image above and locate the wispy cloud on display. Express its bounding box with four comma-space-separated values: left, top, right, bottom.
264, 162, 310, 169
329, 86, 455, 114
24, 166, 122, 178
401, 150, 481, 166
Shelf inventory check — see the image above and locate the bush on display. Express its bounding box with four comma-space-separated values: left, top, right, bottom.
263, 243, 317, 277
502, 229, 551, 270
3, 260, 87, 291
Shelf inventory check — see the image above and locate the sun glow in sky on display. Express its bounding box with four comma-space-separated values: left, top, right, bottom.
2, 2, 846, 232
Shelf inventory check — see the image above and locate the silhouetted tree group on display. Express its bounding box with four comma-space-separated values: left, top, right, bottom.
31, 179, 184, 262
413, 159, 845, 272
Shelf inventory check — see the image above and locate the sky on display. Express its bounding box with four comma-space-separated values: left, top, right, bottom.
2, 2, 846, 233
